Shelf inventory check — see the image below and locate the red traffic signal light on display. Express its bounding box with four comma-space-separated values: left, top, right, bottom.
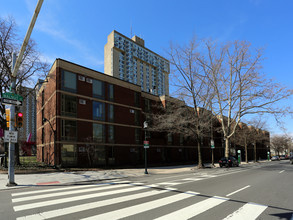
15, 112, 23, 128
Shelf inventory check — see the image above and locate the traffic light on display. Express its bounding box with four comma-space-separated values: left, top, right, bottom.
15, 112, 23, 128
5, 109, 10, 128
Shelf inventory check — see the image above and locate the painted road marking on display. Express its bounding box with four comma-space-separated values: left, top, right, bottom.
223, 202, 268, 220
13, 184, 148, 211
12, 183, 129, 203
11, 180, 131, 197
80, 192, 195, 220
154, 196, 229, 220
16, 190, 168, 220
279, 170, 285, 173
226, 185, 251, 197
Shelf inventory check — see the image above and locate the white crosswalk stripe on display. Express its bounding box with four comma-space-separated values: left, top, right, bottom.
13, 183, 148, 211
223, 202, 268, 220
16, 190, 168, 220
154, 196, 230, 220
80, 192, 196, 220
11, 180, 268, 220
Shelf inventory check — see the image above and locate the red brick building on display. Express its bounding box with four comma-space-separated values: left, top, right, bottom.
36, 59, 269, 167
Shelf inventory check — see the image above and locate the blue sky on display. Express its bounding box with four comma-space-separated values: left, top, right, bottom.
1, 0, 293, 135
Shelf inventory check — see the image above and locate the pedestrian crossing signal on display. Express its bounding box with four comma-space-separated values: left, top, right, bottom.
5, 109, 10, 128
15, 112, 23, 128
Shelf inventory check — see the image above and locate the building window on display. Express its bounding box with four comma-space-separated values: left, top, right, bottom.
61, 94, 77, 117
145, 99, 151, 113
93, 79, 104, 99
180, 134, 184, 146
167, 133, 173, 145
134, 92, 140, 107
42, 127, 44, 144
41, 90, 44, 106
93, 123, 104, 142
108, 125, 115, 143
62, 70, 77, 92
108, 104, 114, 122
93, 101, 105, 121
135, 128, 141, 144
61, 144, 77, 166
134, 110, 140, 126
108, 84, 114, 101
61, 120, 77, 141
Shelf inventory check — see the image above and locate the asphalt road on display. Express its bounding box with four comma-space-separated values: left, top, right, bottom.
0, 160, 292, 220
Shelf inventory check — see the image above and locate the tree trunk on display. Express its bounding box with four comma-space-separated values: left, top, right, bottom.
225, 138, 230, 157
197, 138, 203, 169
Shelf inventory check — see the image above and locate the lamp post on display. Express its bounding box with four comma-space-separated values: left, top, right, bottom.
143, 121, 148, 174
43, 118, 56, 167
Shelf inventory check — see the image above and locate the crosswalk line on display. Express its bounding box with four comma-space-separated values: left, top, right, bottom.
16, 190, 168, 220
154, 196, 229, 220
182, 178, 202, 181
13, 184, 149, 211
12, 184, 99, 197
11, 180, 130, 197
80, 192, 198, 220
12, 183, 129, 203
156, 182, 182, 186
223, 202, 268, 220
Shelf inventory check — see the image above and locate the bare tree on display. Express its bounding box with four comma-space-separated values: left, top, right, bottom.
0, 16, 49, 164
270, 134, 291, 156
197, 40, 293, 158
152, 38, 214, 168
0, 17, 49, 126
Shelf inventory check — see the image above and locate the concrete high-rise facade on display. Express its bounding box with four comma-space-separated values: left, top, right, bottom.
104, 30, 170, 96
20, 87, 36, 143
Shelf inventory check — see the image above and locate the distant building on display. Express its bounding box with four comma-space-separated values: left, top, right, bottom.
104, 30, 170, 96
19, 87, 36, 143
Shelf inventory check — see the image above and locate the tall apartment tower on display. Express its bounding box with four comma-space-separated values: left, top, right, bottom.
19, 87, 36, 142
104, 30, 170, 96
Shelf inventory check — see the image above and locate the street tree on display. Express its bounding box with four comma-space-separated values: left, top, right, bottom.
151, 38, 214, 168
270, 134, 291, 156
197, 39, 293, 158
236, 118, 269, 162
0, 17, 49, 163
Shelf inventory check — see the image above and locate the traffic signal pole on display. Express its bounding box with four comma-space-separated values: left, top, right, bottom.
7, 74, 17, 186
6, 0, 44, 187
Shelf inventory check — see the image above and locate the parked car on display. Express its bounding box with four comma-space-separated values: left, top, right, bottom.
271, 156, 280, 161
290, 156, 293, 164
219, 156, 239, 167
279, 155, 286, 160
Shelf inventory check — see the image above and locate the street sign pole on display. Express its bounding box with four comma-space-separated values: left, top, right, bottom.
211, 139, 215, 167
6, 0, 44, 187
7, 74, 17, 186
143, 121, 148, 174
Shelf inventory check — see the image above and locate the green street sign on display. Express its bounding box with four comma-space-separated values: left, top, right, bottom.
2, 92, 23, 101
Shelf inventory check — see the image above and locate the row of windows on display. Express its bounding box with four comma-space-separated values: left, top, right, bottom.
60, 119, 145, 145
61, 94, 114, 122
62, 70, 114, 101
61, 120, 115, 143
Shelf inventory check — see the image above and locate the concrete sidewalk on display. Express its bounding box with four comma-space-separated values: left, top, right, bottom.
0, 165, 196, 190
0, 160, 270, 191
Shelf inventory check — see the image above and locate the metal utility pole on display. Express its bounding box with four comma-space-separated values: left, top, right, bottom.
143, 121, 148, 174
6, 0, 44, 186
